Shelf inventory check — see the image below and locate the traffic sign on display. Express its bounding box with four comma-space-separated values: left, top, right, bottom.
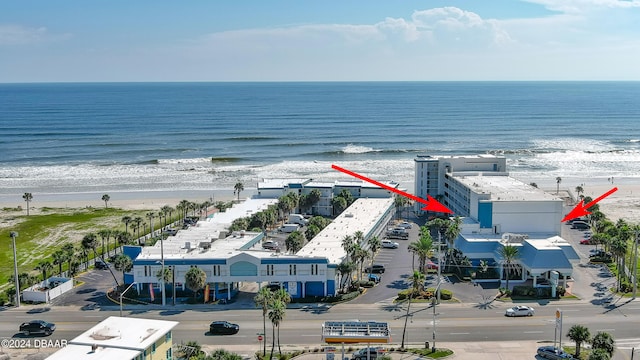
258, 335, 263, 341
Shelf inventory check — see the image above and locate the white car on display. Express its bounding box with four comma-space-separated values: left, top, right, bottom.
381, 240, 399, 249
398, 222, 412, 229
505, 305, 535, 317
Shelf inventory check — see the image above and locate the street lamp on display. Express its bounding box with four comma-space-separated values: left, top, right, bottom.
10, 231, 20, 307
431, 279, 444, 353
120, 282, 137, 317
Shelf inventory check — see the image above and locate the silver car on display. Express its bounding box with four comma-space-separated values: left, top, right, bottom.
505, 305, 535, 317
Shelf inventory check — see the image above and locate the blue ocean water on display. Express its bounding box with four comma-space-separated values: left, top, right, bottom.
1, 82, 640, 195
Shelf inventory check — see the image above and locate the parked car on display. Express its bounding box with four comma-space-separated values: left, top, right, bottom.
368, 273, 380, 283
537, 346, 575, 359
398, 222, 412, 229
19, 320, 56, 336
352, 347, 384, 360
381, 240, 399, 249
262, 240, 279, 250
571, 221, 590, 230
365, 264, 386, 274
505, 305, 535, 317
209, 321, 239, 335
94, 259, 108, 270
424, 261, 439, 271
580, 239, 594, 245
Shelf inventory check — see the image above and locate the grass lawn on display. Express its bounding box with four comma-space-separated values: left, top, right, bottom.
0, 207, 153, 289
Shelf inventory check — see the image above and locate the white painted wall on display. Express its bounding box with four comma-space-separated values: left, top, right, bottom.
491, 201, 562, 234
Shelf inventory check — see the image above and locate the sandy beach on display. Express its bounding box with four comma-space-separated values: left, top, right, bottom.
1, 175, 638, 224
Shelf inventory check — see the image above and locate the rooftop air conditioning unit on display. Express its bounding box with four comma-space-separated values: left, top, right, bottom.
185, 241, 191, 250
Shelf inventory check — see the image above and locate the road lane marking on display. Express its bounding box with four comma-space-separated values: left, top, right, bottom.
449, 332, 470, 335
524, 331, 544, 334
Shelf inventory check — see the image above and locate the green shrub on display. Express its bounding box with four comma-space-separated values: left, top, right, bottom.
439, 289, 453, 300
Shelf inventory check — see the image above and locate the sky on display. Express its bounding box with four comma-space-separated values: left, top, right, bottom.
1, 0, 640, 82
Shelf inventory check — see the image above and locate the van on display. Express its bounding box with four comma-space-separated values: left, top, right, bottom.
571, 221, 590, 230
288, 214, 308, 226
279, 223, 300, 233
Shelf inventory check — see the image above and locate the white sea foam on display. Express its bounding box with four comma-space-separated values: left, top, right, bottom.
341, 144, 378, 154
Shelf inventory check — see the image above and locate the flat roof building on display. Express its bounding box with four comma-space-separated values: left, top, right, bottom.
46, 316, 178, 360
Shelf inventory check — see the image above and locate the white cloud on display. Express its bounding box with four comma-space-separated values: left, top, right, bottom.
524, 0, 640, 14
0, 25, 48, 45
0, 24, 71, 46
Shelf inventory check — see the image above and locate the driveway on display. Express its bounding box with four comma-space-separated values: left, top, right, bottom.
49, 266, 122, 309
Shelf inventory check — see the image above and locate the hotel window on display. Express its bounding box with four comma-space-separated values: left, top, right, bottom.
267, 264, 274, 276
166, 348, 173, 359
152, 343, 156, 354
289, 264, 297, 275
213, 265, 220, 276
165, 331, 172, 342
311, 264, 318, 275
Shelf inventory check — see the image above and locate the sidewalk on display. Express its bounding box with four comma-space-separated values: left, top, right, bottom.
204, 340, 545, 360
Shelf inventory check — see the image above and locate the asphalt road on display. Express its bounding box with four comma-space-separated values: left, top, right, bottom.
2, 219, 638, 359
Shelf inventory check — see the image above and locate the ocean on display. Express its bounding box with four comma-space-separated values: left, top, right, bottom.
1, 82, 640, 199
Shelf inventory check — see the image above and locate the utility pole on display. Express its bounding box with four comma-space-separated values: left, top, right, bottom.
156, 215, 166, 307
634, 228, 639, 299
432, 280, 443, 353
10, 231, 20, 307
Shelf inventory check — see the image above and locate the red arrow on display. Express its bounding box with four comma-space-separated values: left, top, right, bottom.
561, 187, 618, 222
331, 164, 453, 214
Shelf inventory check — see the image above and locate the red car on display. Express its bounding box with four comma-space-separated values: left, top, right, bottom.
424, 261, 439, 270
580, 239, 594, 245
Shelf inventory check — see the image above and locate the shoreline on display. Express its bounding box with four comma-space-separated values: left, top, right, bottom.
1, 176, 638, 223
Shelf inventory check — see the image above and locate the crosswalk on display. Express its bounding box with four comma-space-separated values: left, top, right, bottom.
616, 338, 640, 350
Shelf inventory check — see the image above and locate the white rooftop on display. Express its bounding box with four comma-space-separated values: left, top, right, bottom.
46, 316, 178, 360
137, 198, 278, 260
455, 175, 560, 202
257, 178, 311, 189
297, 197, 394, 264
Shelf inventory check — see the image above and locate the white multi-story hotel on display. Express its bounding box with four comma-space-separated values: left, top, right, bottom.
414, 154, 578, 288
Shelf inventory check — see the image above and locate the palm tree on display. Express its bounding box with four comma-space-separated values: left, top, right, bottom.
367, 236, 381, 260
567, 324, 591, 358
285, 231, 305, 253
146, 212, 156, 239
591, 331, 615, 357
185, 266, 207, 300
22, 192, 33, 216
337, 261, 355, 292
121, 216, 132, 234
556, 176, 562, 194
156, 267, 172, 300
52, 249, 67, 276
97, 229, 110, 257
62, 243, 75, 275
234, 181, 244, 202
394, 195, 408, 219
268, 300, 286, 358
272, 288, 290, 354
113, 254, 133, 283
354, 246, 369, 282
575, 185, 584, 200
101, 194, 110, 208
35, 260, 53, 281
408, 235, 433, 272
498, 244, 520, 292
254, 287, 273, 356
82, 233, 99, 267
400, 270, 425, 349
161, 205, 173, 229
132, 217, 144, 245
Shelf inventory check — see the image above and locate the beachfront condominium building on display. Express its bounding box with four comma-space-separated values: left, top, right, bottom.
46, 316, 178, 360
414, 154, 576, 289
414, 154, 563, 235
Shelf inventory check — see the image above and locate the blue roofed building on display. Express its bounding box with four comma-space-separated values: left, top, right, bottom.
416, 154, 578, 289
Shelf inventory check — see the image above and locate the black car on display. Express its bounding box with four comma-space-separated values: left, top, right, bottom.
19, 320, 56, 336
209, 321, 239, 335
537, 346, 574, 359
365, 264, 386, 274
95, 259, 108, 270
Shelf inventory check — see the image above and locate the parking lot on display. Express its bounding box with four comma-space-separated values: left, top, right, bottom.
49, 264, 122, 309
